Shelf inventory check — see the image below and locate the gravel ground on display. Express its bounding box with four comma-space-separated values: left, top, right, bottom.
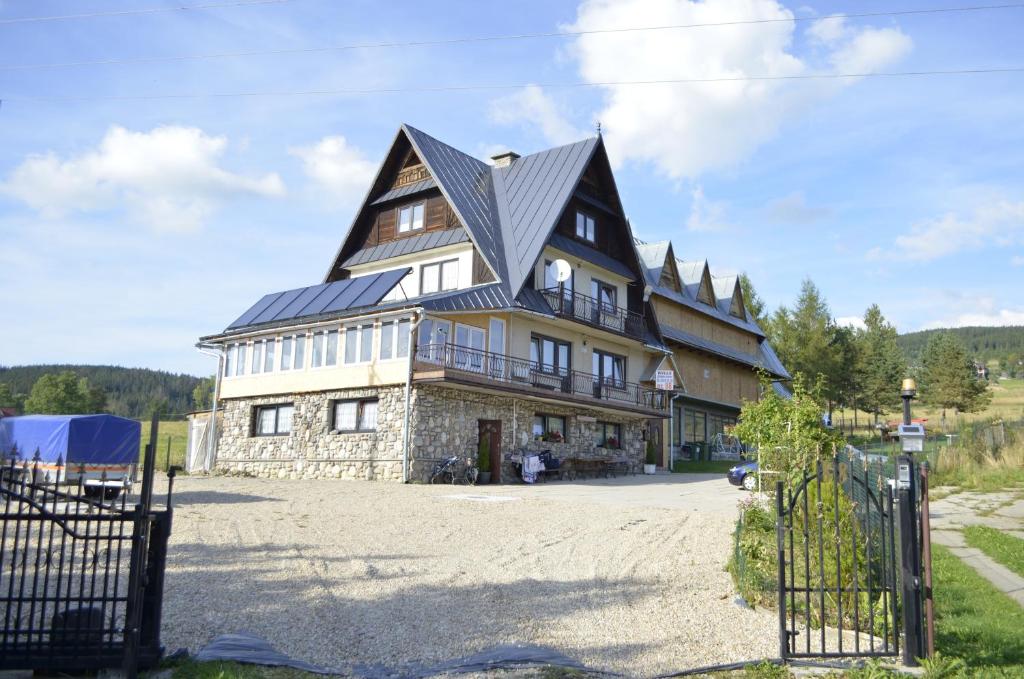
159, 474, 776, 677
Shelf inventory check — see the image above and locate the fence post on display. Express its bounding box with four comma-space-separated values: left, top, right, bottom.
776, 480, 788, 660
897, 454, 924, 666
920, 462, 935, 659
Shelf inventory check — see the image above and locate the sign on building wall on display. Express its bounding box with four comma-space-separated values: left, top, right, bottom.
655, 369, 674, 391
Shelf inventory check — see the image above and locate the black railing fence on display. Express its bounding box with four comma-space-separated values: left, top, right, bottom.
539, 287, 646, 339
0, 425, 173, 675
416, 343, 666, 411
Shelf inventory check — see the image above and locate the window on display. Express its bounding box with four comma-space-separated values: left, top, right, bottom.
421, 259, 459, 295
416, 318, 451, 362
280, 333, 306, 371
598, 422, 622, 448
380, 320, 411, 361
333, 399, 379, 432
454, 323, 486, 371
311, 329, 338, 368
532, 414, 566, 442
253, 404, 293, 436
685, 409, 707, 444
530, 335, 571, 374
251, 341, 263, 374
225, 342, 247, 377
591, 280, 617, 311
397, 202, 425, 233
344, 324, 374, 364
592, 349, 625, 387
575, 210, 596, 243
707, 414, 736, 440
281, 336, 292, 371
263, 338, 276, 373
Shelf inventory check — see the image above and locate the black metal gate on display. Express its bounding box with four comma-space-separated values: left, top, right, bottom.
0, 427, 173, 675
775, 456, 902, 660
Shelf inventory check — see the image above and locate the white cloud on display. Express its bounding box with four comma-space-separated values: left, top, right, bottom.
560, 0, 912, 179
1011, 255, 1024, 266
686, 186, 730, 232
489, 85, 588, 147
289, 135, 376, 210
922, 308, 1024, 329
886, 200, 1024, 261
1, 125, 284, 232
835, 315, 866, 330
764, 191, 831, 224
807, 16, 847, 45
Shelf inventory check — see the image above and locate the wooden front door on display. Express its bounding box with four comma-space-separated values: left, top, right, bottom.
647, 419, 664, 468
478, 419, 502, 483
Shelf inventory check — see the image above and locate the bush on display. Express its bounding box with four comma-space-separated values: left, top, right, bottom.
645, 439, 657, 465
477, 436, 491, 473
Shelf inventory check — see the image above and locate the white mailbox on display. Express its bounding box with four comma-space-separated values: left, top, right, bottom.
898, 423, 926, 453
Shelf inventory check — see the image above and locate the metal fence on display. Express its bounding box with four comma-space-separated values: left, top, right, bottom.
0, 429, 173, 675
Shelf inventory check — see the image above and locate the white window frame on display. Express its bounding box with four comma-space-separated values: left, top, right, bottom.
421, 258, 459, 295
575, 210, 596, 243
344, 323, 375, 365
310, 328, 339, 369
332, 398, 379, 433
379, 318, 412, 362
280, 332, 307, 371
453, 323, 486, 372
253, 403, 294, 436
397, 202, 425, 234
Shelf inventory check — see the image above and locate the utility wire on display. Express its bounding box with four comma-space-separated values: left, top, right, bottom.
4, 67, 1022, 103
0, 0, 295, 25
2, 2, 1022, 70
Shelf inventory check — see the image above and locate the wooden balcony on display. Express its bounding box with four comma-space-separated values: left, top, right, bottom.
539, 287, 646, 340
413, 343, 667, 415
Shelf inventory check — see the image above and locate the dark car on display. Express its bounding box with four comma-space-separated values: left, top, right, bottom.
727, 460, 758, 491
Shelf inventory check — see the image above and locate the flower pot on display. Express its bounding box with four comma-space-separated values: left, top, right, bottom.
643, 464, 657, 475
477, 471, 492, 485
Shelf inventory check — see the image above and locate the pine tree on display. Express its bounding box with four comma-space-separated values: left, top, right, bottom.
738, 273, 767, 325
919, 332, 992, 427
854, 305, 906, 423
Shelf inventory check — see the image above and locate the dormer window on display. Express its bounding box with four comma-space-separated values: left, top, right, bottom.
575, 210, 596, 243
398, 203, 425, 233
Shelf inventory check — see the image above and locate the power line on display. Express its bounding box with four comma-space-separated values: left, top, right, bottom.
2, 2, 1022, 70
4, 66, 1022, 103
0, 0, 295, 25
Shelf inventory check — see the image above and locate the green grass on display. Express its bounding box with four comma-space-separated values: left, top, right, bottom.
672, 460, 739, 473
139, 419, 189, 472
157, 658, 315, 679
962, 525, 1024, 579
930, 544, 1024, 675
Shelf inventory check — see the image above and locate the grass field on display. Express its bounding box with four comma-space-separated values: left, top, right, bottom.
962, 525, 1024, 579
138, 419, 189, 472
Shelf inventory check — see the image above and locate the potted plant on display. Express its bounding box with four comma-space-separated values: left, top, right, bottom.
644, 439, 657, 474
543, 430, 563, 443
477, 436, 492, 485
606, 436, 619, 449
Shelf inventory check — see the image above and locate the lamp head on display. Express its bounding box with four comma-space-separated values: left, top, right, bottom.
901, 377, 917, 399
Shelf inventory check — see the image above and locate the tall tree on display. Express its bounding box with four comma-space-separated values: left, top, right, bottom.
23, 371, 108, 415
919, 333, 992, 426
0, 382, 24, 412
738, 273, 767, 326
854, 305, 906, 423
191, 376, 216, 411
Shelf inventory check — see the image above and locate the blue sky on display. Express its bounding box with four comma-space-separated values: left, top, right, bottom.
1, 0, 1022, 376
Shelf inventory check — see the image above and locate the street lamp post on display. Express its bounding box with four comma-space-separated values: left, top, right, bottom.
897, 377, 924, 665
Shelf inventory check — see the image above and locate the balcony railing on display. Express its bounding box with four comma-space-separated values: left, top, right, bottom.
415, 343, 667, 411
539, 287, 646, 339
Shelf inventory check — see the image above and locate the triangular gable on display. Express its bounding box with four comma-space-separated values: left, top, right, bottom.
712, 275, 745, 319
660, 245, 683, 293
696, 263, 716, 306
730, 284, 747, 321
322, 125, 502, 285
635, 241, 669, 285
493, 136, 600, 295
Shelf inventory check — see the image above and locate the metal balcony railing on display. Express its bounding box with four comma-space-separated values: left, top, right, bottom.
415, 343, 666, 411
539, 287, 646, 339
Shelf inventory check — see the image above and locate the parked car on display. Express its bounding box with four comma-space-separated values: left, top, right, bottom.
727, 460, 758, 491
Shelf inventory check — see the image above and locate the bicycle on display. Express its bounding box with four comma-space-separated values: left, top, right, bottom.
429, 454, 479, 485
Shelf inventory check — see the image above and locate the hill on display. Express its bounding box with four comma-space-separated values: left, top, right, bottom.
0, 365, 207, 420
897, 326, 1024, 370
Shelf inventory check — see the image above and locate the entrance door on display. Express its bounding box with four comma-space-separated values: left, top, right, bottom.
646, 419, 664, 468
477, 419, 502, 483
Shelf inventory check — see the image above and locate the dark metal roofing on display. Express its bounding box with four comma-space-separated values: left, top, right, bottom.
369, 177, 438, 206
342, 229, 469, 268
547, 233, 635, 281
758, 341, 791, 380
402, 125, 506, 284
420, 283, 517, 312
636, 242, 670, 285
226, 268, 410, 330
771, 381, 794, 399
493, 137, 600, 294
660, 325, 787, 378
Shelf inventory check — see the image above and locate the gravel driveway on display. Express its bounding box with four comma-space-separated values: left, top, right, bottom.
160, 473, 776, 676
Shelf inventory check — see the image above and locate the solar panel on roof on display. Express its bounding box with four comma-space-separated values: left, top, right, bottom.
225, 268, 410, 330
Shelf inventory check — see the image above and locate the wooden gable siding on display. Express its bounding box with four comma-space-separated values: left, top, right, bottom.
363, 192, 456, 249
652, 297, 759, 355
730, 288, 747, 320
660, 259, 681, 292
674, 347, 760, 407
696, 267, 716, 305
553, 196, 631, 264
472, 249, 496, 285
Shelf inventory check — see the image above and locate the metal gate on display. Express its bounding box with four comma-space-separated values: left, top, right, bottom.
775, 456, 902, 660
0, 437, 173, 674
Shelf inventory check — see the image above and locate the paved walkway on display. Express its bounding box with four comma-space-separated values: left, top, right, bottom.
929, 490, 1024, 606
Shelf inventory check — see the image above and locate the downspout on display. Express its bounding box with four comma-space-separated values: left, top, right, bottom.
402, 310, 425, 483
196, 344, 224, 473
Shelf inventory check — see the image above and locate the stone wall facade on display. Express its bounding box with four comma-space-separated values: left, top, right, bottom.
215, 383, 654, 482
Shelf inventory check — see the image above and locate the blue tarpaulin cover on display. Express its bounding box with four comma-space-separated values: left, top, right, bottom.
0, 415, 140, 465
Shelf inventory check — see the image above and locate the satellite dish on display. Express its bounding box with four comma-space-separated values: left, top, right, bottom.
550, 259, 572, 283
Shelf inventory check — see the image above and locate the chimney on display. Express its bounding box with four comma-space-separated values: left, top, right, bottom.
490, 150, 520, 168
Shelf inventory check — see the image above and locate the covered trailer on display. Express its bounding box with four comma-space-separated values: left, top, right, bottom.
0, 414, 140, 490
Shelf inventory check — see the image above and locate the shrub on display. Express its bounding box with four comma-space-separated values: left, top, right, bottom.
477, 436, 491, 473
645, 439, 657, 465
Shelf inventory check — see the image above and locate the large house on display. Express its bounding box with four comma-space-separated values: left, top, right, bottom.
198, 124, 788, 481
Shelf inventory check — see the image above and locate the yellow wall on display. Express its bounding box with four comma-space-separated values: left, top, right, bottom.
673, 347, 760, 407
532, 246, 632, 304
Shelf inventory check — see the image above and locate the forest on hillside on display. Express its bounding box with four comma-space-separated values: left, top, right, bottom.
897, 326, 1024, 368
0, 365, 207, 419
